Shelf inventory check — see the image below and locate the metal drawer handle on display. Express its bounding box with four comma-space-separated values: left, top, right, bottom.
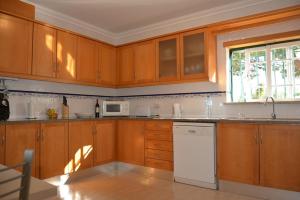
188, 130, 196, 133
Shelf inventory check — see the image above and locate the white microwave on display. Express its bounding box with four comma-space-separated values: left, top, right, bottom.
102, 101, 130, 116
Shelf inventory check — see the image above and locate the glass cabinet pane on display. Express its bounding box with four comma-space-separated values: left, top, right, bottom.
158, 38, 178, 79
183, 33, 205, 76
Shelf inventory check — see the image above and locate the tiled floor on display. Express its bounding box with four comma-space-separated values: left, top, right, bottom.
46, 164, 262, 200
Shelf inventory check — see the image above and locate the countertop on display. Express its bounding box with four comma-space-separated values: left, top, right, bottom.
1, 116, 300, 124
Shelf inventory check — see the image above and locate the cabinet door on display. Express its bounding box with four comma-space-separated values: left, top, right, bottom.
117, 120, 145, 165
57, 30, 77, 81
69, 121, 94, 173
5, 123, 40, 177
0, 125, 4, 164
32, 23, 57, 78
77, 37, 98, 83
134, 41, 156, 83
118, 45, 134, 85
156, 35, 180, 81
180, 29, 207, 80
99, 44, 117, 86
0, 13, 32, 75
217, 123, 259, 185
94, 120, 116, 165
40, 122, 68, 179
260, 124, 300, 192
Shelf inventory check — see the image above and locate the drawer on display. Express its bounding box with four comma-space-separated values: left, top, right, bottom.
146, 140, 173, 151
145, 130, 172, 141
145, 158, 173, 171
145, 121, 172, 131
145, 149, 173, 161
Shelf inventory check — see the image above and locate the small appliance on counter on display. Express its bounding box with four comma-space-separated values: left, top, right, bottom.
173, 103, 182, 118
0, 93, 9, 121
102, 100, 129, 116
27, 101, 36, 119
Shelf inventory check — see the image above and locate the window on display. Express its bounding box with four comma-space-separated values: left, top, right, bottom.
230, 40, 300, 102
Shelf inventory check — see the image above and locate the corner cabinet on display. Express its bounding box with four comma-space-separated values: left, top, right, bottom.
180, 30, 216, 82
117, 45, 135, 85
99, 44, 117, 86
0, 13, 33, 75
217, 122, 300, 192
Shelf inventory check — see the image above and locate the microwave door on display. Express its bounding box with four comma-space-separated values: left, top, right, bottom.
106, 104, 121, 113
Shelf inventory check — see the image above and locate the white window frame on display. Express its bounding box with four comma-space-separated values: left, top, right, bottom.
229, 40, 300, 102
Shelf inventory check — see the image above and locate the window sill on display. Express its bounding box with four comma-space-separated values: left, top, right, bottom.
224, 100, 300, 105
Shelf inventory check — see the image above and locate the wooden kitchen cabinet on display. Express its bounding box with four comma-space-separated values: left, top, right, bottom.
56, 30, 77, 81
134, 40, 156, 83
117, 45, 135, 85
99, 44, 117, 86
117, 120, 145, 165
40, 122, 68, 179
180, 30, 216, 82
217, 123, 259, 185
260, 124, 300, 192
0, 13, 33, 75
76, 36, 98, 83
0, 124, 4, 164
156, 35, 180, 81
5, 123, 40, 177
32, 23, 57, 78
69, 121, 94, 173
94, 120, 116, 165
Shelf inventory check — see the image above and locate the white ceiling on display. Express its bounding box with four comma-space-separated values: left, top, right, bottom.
26, 0, 241, 33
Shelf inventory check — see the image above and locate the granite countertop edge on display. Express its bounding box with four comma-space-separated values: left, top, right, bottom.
1, 116, 300, 124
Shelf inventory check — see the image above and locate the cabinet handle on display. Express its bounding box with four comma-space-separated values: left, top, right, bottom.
41, 129, 44, 141
37, 129, 40, 142
260, 134, 263, 144
1, 135, 5, 145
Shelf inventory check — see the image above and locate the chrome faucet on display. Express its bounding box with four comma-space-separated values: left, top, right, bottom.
264, 97, 276, 119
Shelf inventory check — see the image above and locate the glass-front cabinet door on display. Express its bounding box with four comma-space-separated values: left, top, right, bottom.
156, 35, 180, 81
180, 30, 208, 80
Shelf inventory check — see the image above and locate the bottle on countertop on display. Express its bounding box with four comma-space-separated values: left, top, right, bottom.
62, 96, 69, 119
95, 99, 100, 118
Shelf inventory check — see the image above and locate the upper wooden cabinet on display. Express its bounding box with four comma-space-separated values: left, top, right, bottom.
117, 45, 135, 85
99, 44, 117, 86
40, 122, 68, 179
134, 40, 156, 83
156, 35, 180, 81
0, 124, 4, 164
260, 124, 300, 192
94, 120, 116, 165
217, 123, 259, 185
56, 30, 77, 81
32, 23, 57, 78
180, 30, 216, 81
0, 13, 32, 75
68, 121, 94, 173
117, 120, 145, 165
5, 123, 40, 177
76, 36, 98, 83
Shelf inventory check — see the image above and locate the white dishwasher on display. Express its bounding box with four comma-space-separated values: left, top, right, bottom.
173, 122, 217, 189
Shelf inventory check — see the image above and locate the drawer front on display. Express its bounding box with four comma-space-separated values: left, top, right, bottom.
146, 140, 173, 151
145, 158, 173, 171
145, 149, 173, 161
145, 130, 172, 141
145, 121, 172, 131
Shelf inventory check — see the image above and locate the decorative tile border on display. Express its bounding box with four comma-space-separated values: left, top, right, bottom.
1, 89, 226, 99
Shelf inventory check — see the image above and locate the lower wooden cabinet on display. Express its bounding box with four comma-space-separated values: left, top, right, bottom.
260, 124, 300, 192
218, 122, 300, 192
5, 123, 40, 177
68, 121, 94, 173
144, 121, 173, 171
117, 120, 145, 165
94, 120, 116, 165
217, 123, 259, 185
0, 124, 5, 164
40, 122, 68, 179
